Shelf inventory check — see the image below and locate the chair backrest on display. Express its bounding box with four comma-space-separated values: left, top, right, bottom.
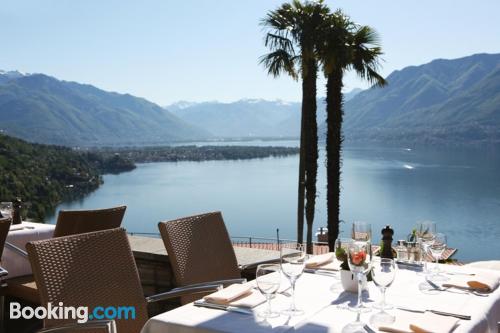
158, 212, 240, 289
53, 206, 126, 238
26, 228, 148, 333
0, 217, 11, 260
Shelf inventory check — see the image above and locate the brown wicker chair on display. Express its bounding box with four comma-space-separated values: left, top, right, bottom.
158, 212, 253, 304
53, 205, 126, 238
27, 228, 224, 333
2, 206, 127, 306
0, 217, 12, 279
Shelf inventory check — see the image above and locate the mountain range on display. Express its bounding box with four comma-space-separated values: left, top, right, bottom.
0, 72, 209, 146
166, 91, 363, 139
1, 53, 499, 146
342, 53, 500, 145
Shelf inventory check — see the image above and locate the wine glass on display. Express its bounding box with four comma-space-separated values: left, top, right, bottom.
416, 221, 436, 274
0, 202, 13, 219
280, 242, 306, 316
256, 264, 281, 318
429, 233, 448, 281
370, 258, 396, 326
352, 221, 371, 242
342, 240, 373, 332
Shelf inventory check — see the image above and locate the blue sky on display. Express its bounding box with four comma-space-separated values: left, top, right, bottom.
1, 0, 499, 105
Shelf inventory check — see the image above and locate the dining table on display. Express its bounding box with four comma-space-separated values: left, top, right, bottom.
141, 262, 500, 333
1, 221, 55, 278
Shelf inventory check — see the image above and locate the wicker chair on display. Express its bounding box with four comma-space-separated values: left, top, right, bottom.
53, 205, 126, 238
0, 217, 12, 279
27, 228, 224, 333
2, 206, 127, 306
158, 211, 267, 304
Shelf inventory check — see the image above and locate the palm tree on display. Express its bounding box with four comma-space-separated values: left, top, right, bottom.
260, 0, 329, 253
319, 10, 387, 250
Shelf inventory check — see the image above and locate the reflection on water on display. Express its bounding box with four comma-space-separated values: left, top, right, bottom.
48, 143, 500, 262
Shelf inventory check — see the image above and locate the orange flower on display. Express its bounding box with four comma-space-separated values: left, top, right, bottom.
351, 250, 366, 266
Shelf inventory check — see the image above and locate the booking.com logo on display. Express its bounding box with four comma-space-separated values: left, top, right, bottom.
10, 302, 136, 323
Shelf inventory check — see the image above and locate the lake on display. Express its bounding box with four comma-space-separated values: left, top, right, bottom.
47, 141, 500, 262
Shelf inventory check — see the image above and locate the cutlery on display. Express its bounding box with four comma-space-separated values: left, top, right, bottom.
304, 268, 338, 276
396, 306, 471, 320
427, 279, 489, 297
445, 271, 475, 276
193, 301, 253, 315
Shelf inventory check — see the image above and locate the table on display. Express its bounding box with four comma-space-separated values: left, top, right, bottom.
1, 221, 55, 278
141, 264, 500, 333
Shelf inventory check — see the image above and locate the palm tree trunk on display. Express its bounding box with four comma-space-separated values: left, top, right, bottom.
303, 60, 318, 254
326, 70, 343, 251
296, 108, 306, 245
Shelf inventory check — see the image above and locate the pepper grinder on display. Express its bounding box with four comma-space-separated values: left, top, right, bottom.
12, 197, 22, 225
381, 225, 394, 259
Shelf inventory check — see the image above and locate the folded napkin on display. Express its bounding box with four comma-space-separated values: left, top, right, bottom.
443, 271, 500, 292
305, 252, 335, 268
379, 311, 459, 333
227, 289, 266, 308
203, 284, 265, 308
203, 284, 252, 305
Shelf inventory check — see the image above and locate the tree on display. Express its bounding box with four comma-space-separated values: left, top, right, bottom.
260, 0, 329, 253
319, 10, 387, 250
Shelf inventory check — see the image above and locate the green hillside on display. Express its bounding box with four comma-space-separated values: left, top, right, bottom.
0, 134, 133, 220
343, 53, 500, 145
0, 73, 210, 146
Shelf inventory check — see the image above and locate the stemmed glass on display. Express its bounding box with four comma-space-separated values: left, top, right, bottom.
370, 258, 396, 326
416, 221, 436, 274
351, 221, 372, 312
280, 242, 306, 316
342, 240, 373, 333
256, 264, 281, 318
429, 233, 448, 281
352, 221, 372, 242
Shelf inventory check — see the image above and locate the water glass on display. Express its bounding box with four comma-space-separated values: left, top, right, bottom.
429, 233, 447, 280
370, 258, 396, 326
416, 221, 436, 273
352, 221, 371, 242
256, 264, 281, 318
280, 242, 306, 316
0, 202, 13, 219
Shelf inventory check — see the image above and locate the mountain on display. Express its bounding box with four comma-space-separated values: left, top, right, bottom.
342, 53, 500, 145
344, 88, 363, 102
0, 72, 210, 146
166, 89, 362, 139
167, 99, 303, 138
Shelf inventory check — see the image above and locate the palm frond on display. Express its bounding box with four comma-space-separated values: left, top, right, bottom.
259, 49, 299, 80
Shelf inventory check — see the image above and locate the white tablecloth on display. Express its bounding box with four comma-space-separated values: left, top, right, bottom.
1, 221, 55, 278
141, 264, 500, 333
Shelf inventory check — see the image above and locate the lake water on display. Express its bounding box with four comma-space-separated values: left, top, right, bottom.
47, 141, 500, 262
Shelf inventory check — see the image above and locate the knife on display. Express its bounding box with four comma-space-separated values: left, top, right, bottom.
304, 268, 338, 276
426, 278, 442, 290
193, 301, 254, 315
396, 306, 471, 320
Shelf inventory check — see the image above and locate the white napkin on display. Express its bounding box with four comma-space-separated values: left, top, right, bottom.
379, 311, 459, 333
443, 271, 500, 292
305, 252, 335, 268
227, 289, 266, 308
203, 284, 253, 305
